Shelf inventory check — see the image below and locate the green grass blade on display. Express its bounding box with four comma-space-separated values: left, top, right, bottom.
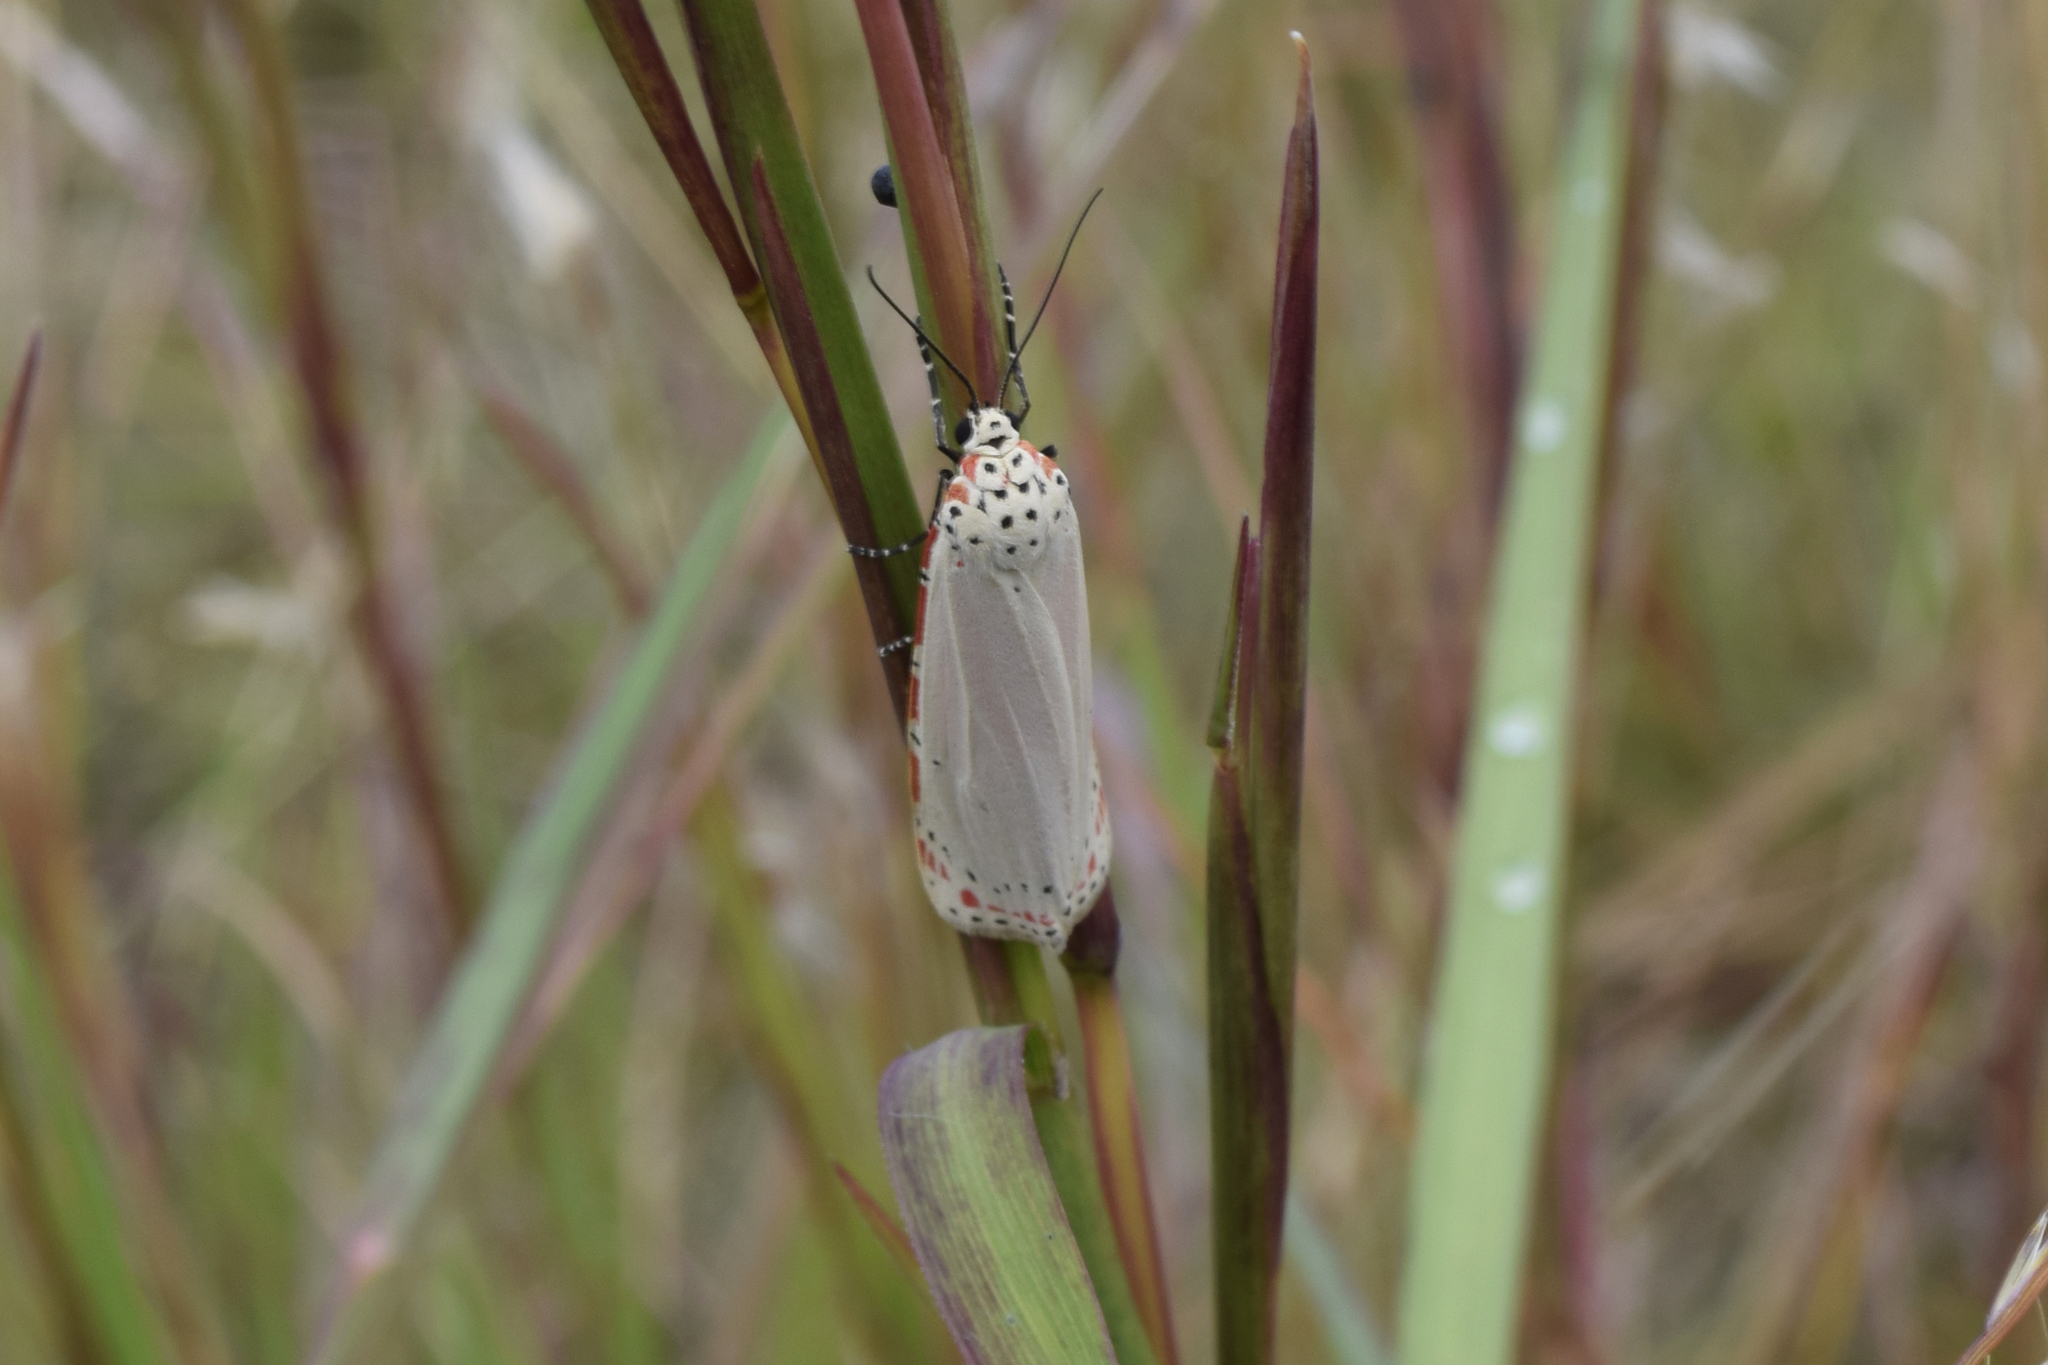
879, 1026, 1118, 1365
0, 853, 176, 1365
1395, 2, 1650, 1363
678, 0, 926, 628
303, 411, 794, 1365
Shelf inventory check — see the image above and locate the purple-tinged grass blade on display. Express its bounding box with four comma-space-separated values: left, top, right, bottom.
212, 0, 473, 941
880, 1026, 1117, 1365
1208, 37, 1317, 1365
677, 0, 926, 628
749, 159, 914, 721
1, 330, 40, 523
852, 0, 997, 401
1247, 34, 1318, 1003
1207, 521, 1283, 1365
896, 0, 1002, 377
477, 387, 654, 618
1384, 0, 1521, 517
580, 0, 755, 296
578, 0, 819, 457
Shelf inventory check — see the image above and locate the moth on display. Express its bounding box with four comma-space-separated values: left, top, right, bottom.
862, 200, 1109, 949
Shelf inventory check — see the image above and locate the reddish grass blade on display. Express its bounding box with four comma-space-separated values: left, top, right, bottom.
1208, 516, 1281, 1365
213, 0, 472, 939
476, 387, 654, 617
897, 0, 1002, 365
1247, 33, 1319, 1007
577, 0, 820, 455
834, 1160, 923, 1283
852, 0, 995, 397
748, 159, 913, 719
0, 330, 40, 523
1207, 39, 1317, 1365
1385, 0, 1520, 514
580, 0, 757, 296
677, 0, 926, 625
1066, 899, 1183, 1365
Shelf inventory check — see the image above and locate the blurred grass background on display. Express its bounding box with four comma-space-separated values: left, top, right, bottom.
0, 0, 2043, 1362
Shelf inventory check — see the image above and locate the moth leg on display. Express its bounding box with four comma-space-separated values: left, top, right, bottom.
917, 332, 964, 461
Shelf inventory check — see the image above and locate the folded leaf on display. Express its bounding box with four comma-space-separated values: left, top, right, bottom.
880, 1026, 1117, 1365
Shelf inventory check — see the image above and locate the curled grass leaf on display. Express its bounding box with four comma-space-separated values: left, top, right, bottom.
879, 1026, 1117, 1365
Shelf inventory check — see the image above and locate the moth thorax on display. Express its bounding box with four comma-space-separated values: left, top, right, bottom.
942, 445, 1069, 574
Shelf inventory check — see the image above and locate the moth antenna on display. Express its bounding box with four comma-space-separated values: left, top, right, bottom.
999, 188, 1103, 403
866, 268, 982, 408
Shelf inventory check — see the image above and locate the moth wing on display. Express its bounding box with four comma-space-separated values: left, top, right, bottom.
912, 508, 1102, 946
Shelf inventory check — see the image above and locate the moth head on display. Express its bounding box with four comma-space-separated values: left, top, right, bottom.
958, 406, 1018, 453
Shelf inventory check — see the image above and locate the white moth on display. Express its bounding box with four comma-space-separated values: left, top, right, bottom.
864, 205, 1110, 950
906, 404, 1110, 949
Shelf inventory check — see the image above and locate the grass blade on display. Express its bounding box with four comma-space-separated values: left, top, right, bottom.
1284, 1191, 1391, 1365
879, 1026, 1118, 1365
0, 852, 176, 1365
834, 1160, 923, 1282
578, 0, 818, 454
852, 0, 994, 398
1209, 38, 1317, 1364
477, 387, 654, 617
748, 161, 916, 715
579, 0, 756, 298
1065, 896, 1182, 1365
896, 0, 1002, 384
1207, 523, 1282, 1365
213, 0, 473, 938
1395, 2, 1652, 1362
302, 412, 794, 1365
678, 0, 926, 625
0, 329, 39, 522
